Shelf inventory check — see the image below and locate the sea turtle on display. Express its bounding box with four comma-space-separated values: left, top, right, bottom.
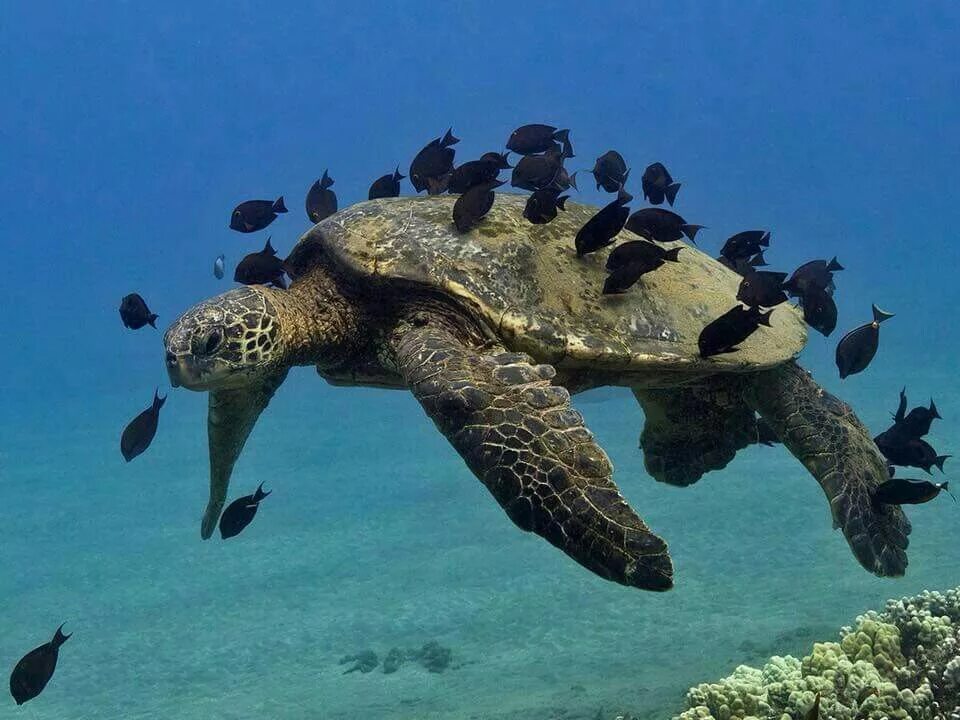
163, 193, 911, 592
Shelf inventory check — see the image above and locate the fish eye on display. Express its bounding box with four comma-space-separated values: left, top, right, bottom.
201, 328, 223, 356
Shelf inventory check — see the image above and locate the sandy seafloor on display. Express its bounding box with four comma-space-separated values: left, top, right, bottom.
2, 339, 958, 720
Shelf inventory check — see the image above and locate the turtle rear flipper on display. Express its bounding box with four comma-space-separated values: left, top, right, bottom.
633, 384, 758, 486
745, 360, 911, 577
391, 322, 673, 591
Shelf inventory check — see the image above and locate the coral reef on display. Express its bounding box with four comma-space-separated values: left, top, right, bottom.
337, 640, 455, 676
409, 640, 453, 673
673, 587, 960, 719
338, 650, 379, 674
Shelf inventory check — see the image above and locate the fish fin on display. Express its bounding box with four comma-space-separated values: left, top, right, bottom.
681, 224, 706, 243
936, 455, 951, 472
263, 236, 276, 255
930, 399, 941, 420
153, 388, 167, 411
757, 309, 773, 327
664, 182, 681, 206
554, 129, 574, 158
827, 256, 843, 271
568, 171, 578, 191
273, 274, 288, 290
148, 313, 158, 328
760, 231, 771, 247
616, 187, 633, 204
321, 169, 334, 189
751, 251, 768, 267
272, 196, 287, 213
394, 166, 406, 180
253, 482, 272, 503
556, 195, 569, 211
442, 128, 460, 146
895, 387, 907, 423
871, 304, 895, 324
52, 624, 72, 647
664, 247, 683, 262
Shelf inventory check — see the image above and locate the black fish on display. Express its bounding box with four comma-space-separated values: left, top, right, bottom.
625, 208, 705, 244
575, 188, 632, 257
874, 478, 951, 505
783, 257, 843, 297
448, 158, 505, 194
878, 436, 949, 474
479, 151, 512, 169
506, 124, 573, 158
523, 189, 568, 224
719, 251, 768, 276
875, 389, 940, 447
603, 264, 647, 295
120, 389, 165, 462
214, 254, 225, 280
736, 270, 788, 308
453, 180, 504, 233
641, 162, 681, 206
409, 129, 459, 193
219, 483, 271, 539
368, 167, 405, 200
755, 417, 780, 446
602, 243, 680, 294
894, 386, 908, 423
902, 400, 941, 438
9, 625, 71, 705
592, 150, 629, 193
234, 237, 287, 289
305, 170, 337, 223
230, 197, 287, 233
836, 304, 894, 379
119, 293, 157, 330
511, 147, 577, 192
698, 305, 772, 358
799, 285, 838, 336
720, 230, 770, 262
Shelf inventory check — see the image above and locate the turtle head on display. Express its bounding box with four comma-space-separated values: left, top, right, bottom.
164, 286, 284, 391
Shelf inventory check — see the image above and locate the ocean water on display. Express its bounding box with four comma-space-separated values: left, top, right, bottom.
3, 3, 960, 718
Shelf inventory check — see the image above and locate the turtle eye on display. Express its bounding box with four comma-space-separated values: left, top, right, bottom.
200, 328, 223, 356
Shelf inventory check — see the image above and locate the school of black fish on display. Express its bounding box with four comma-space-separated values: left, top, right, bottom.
13, 122, 948, 706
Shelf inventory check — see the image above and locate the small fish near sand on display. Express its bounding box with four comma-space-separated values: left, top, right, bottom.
591, 150, 629, 193
575, 188, 632, 257
219, 483, 271, 539
9, 624, 71, 705
119, 293, 158, 330
214, 254, 225, 279
506, 124, 573, 158
230, 197, 287, 233
234, 237, 288, 289
120, 389, 165, 462
305, 170, 337, 223
874, 478, 952, 506
835, 304, 894, 379
799, 284, 838, 337
410, 128, 459, 194
453, 180, 504, 233
641, 162, 681, 206
523, 188, 568, 225
625, 207, 705, 244
783, 257, 843, 298
736, 270, 788, 308
368, 167, 405, 200
698, 305, 772, 358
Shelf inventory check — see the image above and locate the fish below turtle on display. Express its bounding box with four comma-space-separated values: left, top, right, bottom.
164, 193, 911, 592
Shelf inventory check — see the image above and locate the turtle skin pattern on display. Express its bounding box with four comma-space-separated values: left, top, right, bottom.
745, 361, 911, 577
391, 322, 674, 591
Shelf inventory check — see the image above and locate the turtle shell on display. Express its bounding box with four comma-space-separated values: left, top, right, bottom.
286, 194, 806, 373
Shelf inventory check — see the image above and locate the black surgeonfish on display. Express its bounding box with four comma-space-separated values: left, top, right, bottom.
591, 150, 629, 193
874, 478, 952, 505
783, 257, 843, 297
479, 151, 512, 168
230, 197, 287, 233
9, 624, 71, 705
602, 240, 681, 294
448, 157, 506, 194
878, 436, 949, 474
736, 270, 788, 307
625, 208, 705, 244
698, 305, 772, 358
641, 162, 681, 206
120, 389, 165, 462
721, 230, 770, 262
234, 237, 288, 289
453, 180, 504, 233
874, 389, 940, 449
506, 124, 573, 158
511, 147, 577, 192
799, 284, 838, 336
305, 170, 337, 223
835, 304, 894, 379
409, 129, 459, 193
575, 188, 632, 257
523, 189, 568, 225
219, 483, 271, 539
719, 251, 768, 276
119, 293, 158, 330
368, 167, 405, 200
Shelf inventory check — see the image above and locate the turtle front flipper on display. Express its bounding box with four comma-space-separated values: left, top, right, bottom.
390, 322, 673, 591
744, 360, 911, 577
633, 384, 758, 486
203, 370, 288, 538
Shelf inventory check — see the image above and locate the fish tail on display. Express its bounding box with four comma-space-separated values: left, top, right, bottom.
153, 388, 167, 410
682, 224, 706, 243
664, 247, 683, 262
936, 455, 951, 472
871, 304, 895, 324
751, 251, 768, 267
760, 231, 771, 247
930, 399, 941, 419
827, 256, 844, 272
568, 171, 578, 191
554, 129, 574, 158
394, 166, 405, 180
556, 195, 569, 211
273, 196, 288, 214
253, 483, 272, 503
442, 128, 460, 147
52, 623, 72, 647
617, 187, 633, 204
264, 236, 276, 255
664, 182, 681, 206
148, 313, 158, 328
321, 170, 334, 189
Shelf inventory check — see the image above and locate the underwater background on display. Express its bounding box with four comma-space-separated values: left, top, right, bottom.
3, 2, 960, 718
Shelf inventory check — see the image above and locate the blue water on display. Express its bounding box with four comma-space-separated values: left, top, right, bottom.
3, 3, 960, 718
